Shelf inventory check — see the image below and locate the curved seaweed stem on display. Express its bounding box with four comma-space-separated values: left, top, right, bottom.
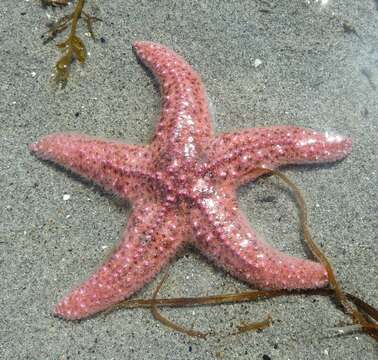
143, 272, 273, 338
254, 168, 377, 341
149, 273, 208, 339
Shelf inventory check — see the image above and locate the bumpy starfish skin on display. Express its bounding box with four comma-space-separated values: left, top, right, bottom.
29, 42, 352, 320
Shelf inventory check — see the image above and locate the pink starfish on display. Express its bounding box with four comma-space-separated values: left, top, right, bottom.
29, 42, 352, 320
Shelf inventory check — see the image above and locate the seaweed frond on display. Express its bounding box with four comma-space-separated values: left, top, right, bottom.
40, 0, 102, 87
41, 0, 69, 8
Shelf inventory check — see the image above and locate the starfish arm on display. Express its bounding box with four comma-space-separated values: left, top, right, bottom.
191, 188, 328, 290
53, 200, 187, 320
133, 41, 213, 159
207, 126, 352, 186
29, 133, 155, 201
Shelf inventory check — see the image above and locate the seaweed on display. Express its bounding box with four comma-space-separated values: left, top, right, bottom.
41, 0, 69, 7
235, 315, 272, 334
261, 169, 377, 341
114, 169, 377, 341
149, 273, 208, 339
40, 0, 101, 86
148, 273, 272, 338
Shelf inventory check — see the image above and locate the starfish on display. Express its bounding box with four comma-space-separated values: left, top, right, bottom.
29, 41, 352, 320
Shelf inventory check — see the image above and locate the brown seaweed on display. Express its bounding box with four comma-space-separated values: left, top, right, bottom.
260, 168, 377, 340
149, 273, 208, 339
235, 315, 272, 335
41, 0, 69, 7
40, 0, 101, 86
147, 273, 273, 338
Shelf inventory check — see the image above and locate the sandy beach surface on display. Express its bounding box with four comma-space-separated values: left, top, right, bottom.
1, 1, 377, 359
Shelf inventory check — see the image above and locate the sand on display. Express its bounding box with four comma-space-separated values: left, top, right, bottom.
1, 0, 377, 359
